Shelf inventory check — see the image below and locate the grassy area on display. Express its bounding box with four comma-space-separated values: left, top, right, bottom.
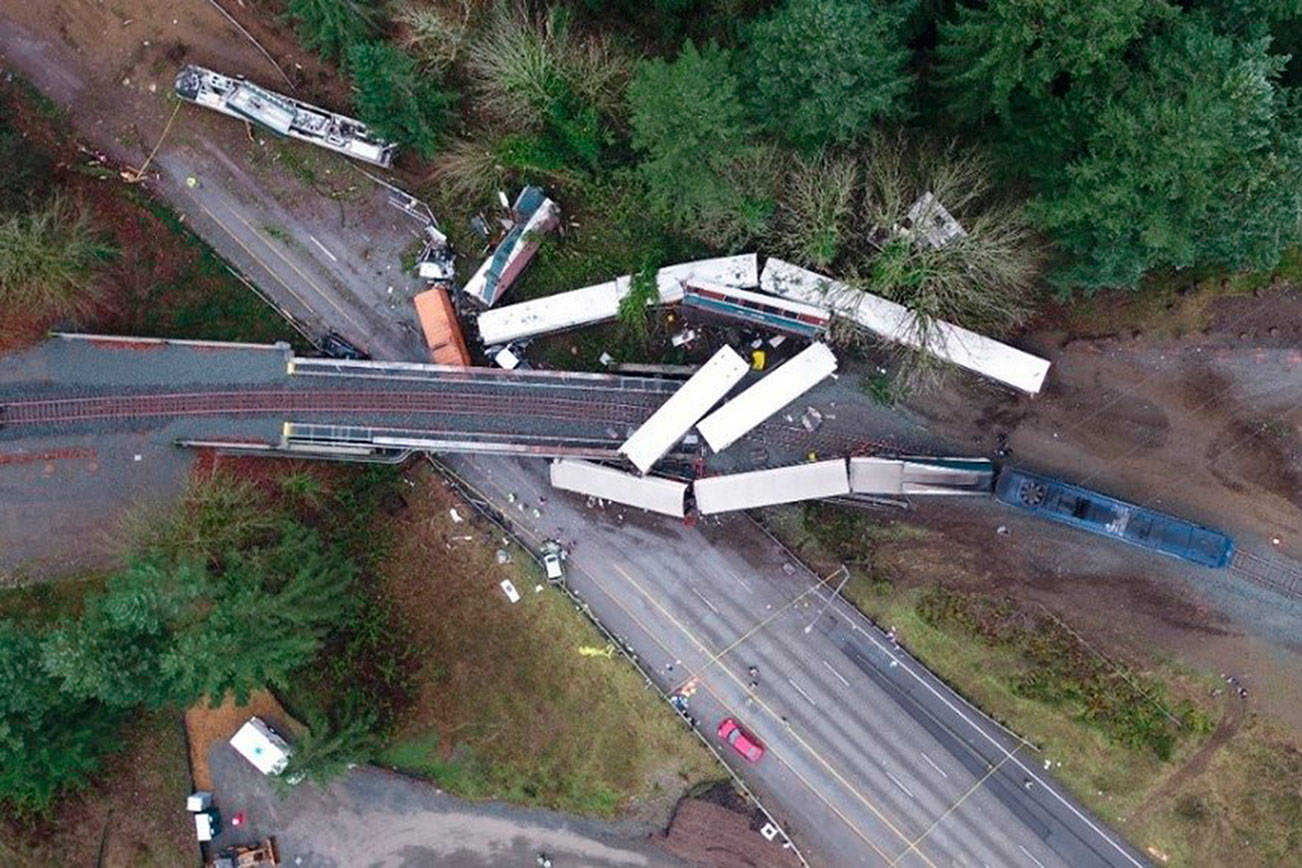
761, 503, 1302, 866
374, 463, 715, 818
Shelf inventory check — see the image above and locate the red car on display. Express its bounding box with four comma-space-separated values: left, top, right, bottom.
717, 718, 764, 763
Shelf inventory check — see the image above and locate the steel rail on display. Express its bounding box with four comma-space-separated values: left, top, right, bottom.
1, 387, 664, 427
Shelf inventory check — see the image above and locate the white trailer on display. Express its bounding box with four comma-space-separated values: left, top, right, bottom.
759, 259, 1051, 395
229, 716, 292, 776
477, 255, 759, 346
848, 456, 994, 496
550, 459, 688, 517
695, 342, 837, 453
693, 460, 850, 515
619, 346, 749, 474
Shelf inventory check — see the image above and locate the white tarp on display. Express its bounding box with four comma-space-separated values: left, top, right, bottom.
760, 259, 1051, 395
229, 716, 292, 776
550, 459, 688, 517
696, 342, 837, 453
694, 460, 850, 515
477, 254, 758, 345
619, 346, 749, 474
848, 456, 993, 495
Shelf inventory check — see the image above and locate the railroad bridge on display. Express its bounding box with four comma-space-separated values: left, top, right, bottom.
0, 334, 867, 464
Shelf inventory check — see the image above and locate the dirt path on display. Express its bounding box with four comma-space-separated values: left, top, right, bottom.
1127, 692, 1247, 826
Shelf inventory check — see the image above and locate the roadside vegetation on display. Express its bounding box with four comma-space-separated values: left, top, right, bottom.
0, 457, 712, 853
764, 503, 1302, 866
0, 75, 293, 349
375, 462, 714, 817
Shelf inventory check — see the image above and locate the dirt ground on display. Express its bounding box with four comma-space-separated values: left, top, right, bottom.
878, 283, 1302, 728
184, 689, 303, 792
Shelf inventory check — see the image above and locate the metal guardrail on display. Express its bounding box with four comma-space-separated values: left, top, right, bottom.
746, 511, 1039, 751
425, 455, 810, 867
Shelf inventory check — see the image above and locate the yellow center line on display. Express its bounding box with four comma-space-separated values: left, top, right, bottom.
447, 460, 937, 866
195, 202, 316, 316
572, 554, 900, 866
220, 204, 368, 332
890, 745, 1025, 867
607, 561, 939, 868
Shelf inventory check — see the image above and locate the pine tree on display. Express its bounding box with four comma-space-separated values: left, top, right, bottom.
745, 0, 916, 150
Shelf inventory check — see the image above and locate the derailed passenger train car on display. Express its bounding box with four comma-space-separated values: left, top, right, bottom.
993, 467, 1234, 568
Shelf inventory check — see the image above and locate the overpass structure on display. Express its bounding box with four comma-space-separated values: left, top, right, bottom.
0, 334, 683, 462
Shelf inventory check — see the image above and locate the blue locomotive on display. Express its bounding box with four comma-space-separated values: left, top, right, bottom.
993, 467, 1234, 568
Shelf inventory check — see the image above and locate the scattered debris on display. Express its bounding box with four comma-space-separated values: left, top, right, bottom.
463, 186, 561, 307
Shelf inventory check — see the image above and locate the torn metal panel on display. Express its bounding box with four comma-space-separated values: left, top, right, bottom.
174, 65, 396, 167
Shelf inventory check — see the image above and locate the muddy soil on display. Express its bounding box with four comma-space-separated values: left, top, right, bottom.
881, 285, 1302, 730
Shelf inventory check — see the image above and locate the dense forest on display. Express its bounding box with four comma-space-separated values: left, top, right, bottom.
315, 0, 1302, 331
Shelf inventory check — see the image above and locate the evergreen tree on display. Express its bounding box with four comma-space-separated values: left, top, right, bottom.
0, 623, 121, 816
1028, 21, 1302, 290
348, 41, 455, 159
278, 703, 376, 789
936, 0, 1173, 121
629, 40, 774, 246
284, 0, 382, 64
745, 0, 916, 150
42, 525, 352, 709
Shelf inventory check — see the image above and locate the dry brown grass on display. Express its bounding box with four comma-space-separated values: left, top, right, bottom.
184, 690, 304, 791
375, 464, 714, 818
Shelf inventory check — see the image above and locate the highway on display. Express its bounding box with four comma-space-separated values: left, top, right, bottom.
441, 454, 1148, 868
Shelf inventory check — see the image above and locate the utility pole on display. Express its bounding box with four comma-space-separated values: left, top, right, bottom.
804, 564, 850, 634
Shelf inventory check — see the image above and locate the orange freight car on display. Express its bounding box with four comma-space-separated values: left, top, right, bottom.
413, 287, 471, 366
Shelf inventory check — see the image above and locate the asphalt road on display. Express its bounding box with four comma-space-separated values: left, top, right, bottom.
442, 454, 1149, 868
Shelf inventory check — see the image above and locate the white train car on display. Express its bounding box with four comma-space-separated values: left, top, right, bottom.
549, 459, 688, 517
174, 65, 397, 168
477, 254, 758, 346
848, 456, 994, 496
693, 460, 850, 515
760, 258, 1050, 395
619, 346, 750, 474
695, 342, 837, 453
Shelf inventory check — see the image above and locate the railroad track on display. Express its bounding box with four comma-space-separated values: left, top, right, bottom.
0, 387, 662, 429
1229, 549, 1302, 603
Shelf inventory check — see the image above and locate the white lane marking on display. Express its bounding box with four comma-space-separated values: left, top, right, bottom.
690, 586, 720, 614
822, 659, 850, 686
841, 619, 1143, 866
1018, 845, 1046, 868
309, 234, 338, 261
725, 568, 751, 592
885, 772, 915, 799
787, 678, 817, 707
920, 751, 948, 778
